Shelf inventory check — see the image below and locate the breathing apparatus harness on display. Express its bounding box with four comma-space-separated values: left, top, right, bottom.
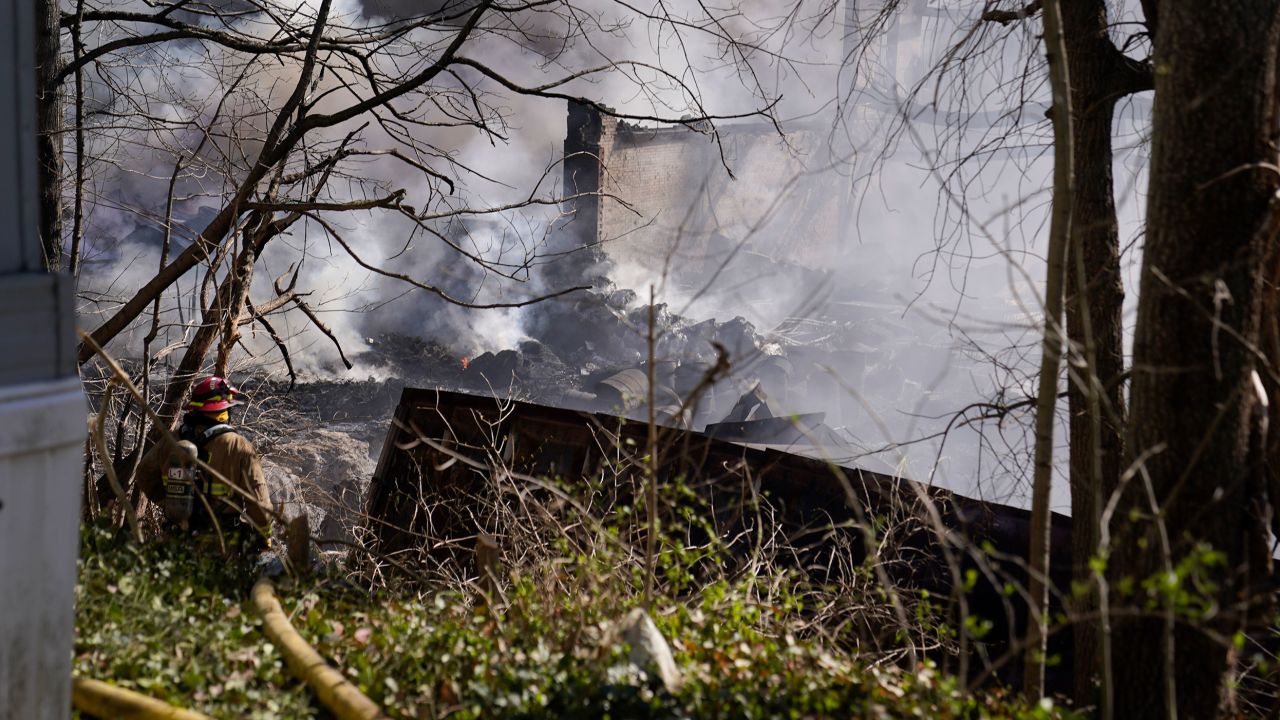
162, 421, 238, 527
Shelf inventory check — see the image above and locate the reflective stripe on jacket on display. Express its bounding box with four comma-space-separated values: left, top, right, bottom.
138, 427, 271, 531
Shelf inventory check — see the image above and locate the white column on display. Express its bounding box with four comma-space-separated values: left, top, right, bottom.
0, 379, 85, 720
0, 0, 85, 718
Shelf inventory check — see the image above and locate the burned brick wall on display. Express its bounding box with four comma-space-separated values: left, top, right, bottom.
555, 103, 972, 466
562, 102, 605, 247
564, 103, 841, 292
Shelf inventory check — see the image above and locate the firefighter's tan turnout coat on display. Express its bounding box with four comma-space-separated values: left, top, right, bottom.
138, 427, 271, 531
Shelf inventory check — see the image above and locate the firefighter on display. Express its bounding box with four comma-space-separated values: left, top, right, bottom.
138, 376, 272, 553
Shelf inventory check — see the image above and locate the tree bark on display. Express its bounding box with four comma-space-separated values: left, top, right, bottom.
215, 216, 267, 378
1112, 2, 1280, 718
1060, 0, 1132, 709
36, 0, 63, 270
152, 239, 256, 437
1025, 0, 1073, 700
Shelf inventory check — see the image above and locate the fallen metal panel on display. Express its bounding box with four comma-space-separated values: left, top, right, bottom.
703, 413, 826, 444
596, 368, 648, 402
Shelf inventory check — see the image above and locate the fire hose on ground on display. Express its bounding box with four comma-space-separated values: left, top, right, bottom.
73, 577, 388, 720
251, 576, 388, 720
71, 677, 211, 720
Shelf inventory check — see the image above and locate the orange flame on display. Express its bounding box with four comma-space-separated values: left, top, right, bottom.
461, 356, 470, 369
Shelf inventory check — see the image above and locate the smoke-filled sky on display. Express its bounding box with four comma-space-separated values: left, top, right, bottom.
74, 0, 1152, 509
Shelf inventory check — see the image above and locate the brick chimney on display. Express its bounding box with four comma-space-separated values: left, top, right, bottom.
563, 101, 610, 248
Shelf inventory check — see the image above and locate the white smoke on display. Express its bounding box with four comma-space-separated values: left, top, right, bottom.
72, 0, 1152, 506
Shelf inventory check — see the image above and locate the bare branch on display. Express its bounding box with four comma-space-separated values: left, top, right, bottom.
290, 297, 353, 371
981, 0, 1043, 26
245, 299, 297, 388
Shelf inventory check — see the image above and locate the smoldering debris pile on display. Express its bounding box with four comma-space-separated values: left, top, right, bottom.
254, 282, 945, 450
247, 281, 963, 544
358, 288, 833, 429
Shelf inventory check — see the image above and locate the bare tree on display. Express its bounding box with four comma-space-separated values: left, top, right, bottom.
1057, 3, 1150, 708
1024, 0, 1072, 700
60, 0, 784, 442
36, 0, 63, 270
1111, 2, 1280, 717
845, 1, 1153, 705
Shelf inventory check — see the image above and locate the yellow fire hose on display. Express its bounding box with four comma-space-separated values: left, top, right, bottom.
251, 576, 388, 720
71, 677, 211, 720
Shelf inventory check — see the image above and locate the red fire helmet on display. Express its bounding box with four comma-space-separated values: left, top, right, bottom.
186, 376, 246, 413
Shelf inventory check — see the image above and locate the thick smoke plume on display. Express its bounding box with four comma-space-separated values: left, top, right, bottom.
74, 0, 1150, 507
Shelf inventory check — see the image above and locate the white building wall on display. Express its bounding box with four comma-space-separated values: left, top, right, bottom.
0, 0, 84, 717
0, 379, 85, 720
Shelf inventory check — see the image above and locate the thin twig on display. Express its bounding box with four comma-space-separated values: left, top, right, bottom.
92, 380, 143, 543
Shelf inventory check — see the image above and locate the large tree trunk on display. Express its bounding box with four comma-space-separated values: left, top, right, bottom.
1112, 2, 1280, 718
1060, 0, 1131, 708
36, 0, 63, 270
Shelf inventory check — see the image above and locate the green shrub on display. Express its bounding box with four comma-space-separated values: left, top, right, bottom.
75, 520, 1074, 719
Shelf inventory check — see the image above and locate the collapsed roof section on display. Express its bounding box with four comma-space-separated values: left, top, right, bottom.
551, 101, 966, 440
364, 386, 1074, 689
365, 386, 1069, 576
702, 382, 846, 447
